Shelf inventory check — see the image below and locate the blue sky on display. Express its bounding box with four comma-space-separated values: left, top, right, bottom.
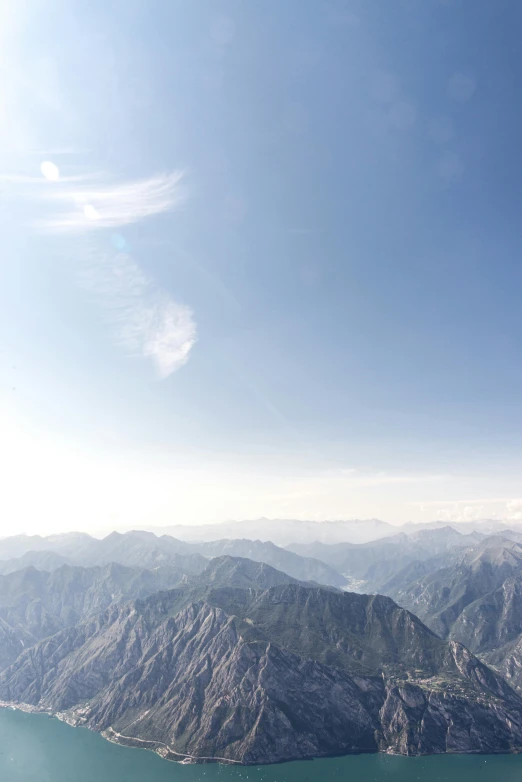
2, 0, 522, 533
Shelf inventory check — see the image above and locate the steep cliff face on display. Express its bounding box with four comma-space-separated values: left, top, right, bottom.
2, 558, 522, 764
378, 676, 522, 756
74, 604, 384, 764
482, 635, 522, 696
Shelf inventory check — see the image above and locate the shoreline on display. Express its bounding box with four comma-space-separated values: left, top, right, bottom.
0, 702, 241, 765
102, 726, 242, 764
2, 702, 522, 765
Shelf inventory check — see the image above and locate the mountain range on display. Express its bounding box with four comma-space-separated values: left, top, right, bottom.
287, 526, 485, 591
380, 535, 522, 698
142, 517, 516, 546
2, 556, 522, 763
2, 523, 522, 763
0, 532, 346, 589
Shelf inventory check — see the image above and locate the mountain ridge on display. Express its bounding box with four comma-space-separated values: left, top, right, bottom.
0, 532, 347, 589
2, 556, 522, 763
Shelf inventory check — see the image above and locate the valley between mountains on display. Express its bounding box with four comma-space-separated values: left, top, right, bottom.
2, 520, 522, 764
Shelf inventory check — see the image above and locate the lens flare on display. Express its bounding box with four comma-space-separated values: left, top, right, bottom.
84, 204, 100, 220
40, 161, 60, 181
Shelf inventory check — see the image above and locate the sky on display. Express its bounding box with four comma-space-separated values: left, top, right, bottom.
2, 0, 522, 535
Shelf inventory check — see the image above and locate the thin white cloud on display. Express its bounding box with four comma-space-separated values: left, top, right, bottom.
80, 248, 196, 378
0, 171, 96, 185
4, 163, 196, 377
40, 169, 185, 232
1, 168, 184, 231
414, 497, 521, 507
412, 497, 522, 523
349, 470, 444, 487
27, 147, 91, 156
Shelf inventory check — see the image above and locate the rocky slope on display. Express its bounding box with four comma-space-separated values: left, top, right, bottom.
449, 573, 522, 654
1, 556, 522, 763
379, 536, 522, 699
390, 537, 522, 639
482, 634, 522, 695
0, 562, 189, 669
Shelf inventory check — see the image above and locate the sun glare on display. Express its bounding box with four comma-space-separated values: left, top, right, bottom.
40, 161, 60, 181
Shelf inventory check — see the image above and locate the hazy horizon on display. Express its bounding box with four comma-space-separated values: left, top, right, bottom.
2, 514, 520, 542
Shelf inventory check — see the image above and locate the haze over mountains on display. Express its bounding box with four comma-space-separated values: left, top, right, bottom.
143, 517, 515, 546
2, 519, 522, 763
0, 532, 345, 589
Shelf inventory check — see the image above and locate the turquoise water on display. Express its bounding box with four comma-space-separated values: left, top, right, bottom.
1, 708, 521, 781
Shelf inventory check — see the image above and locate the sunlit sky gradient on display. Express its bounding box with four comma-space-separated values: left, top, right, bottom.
2, 0, 522, 535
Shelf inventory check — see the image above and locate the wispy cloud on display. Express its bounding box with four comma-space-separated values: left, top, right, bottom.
344, 470, 445, 488
5, 162, 196, 377
3, 166, 184, 233
3, 166, 185, 229
415, 497, 516, 506
43, 170, 184, 232
80, 247, 196, 378
412, 497, 522, 523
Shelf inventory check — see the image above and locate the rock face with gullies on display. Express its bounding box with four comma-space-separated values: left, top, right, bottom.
0, 562, 190, 670
449, 574, 522, 654
2, 556, 522, 763
390, 537, 522, 638
483, 634, 522, 696
381, 536, 522, 702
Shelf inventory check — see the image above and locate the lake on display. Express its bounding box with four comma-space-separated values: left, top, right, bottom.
1, 707, 521, 781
